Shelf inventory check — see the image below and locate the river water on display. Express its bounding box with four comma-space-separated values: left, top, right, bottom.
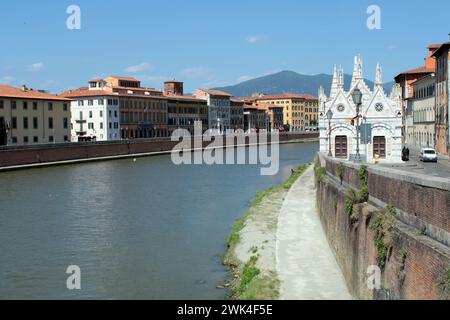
0, 142, 318, 299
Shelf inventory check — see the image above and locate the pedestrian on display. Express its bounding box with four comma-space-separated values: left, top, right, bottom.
406, 148, 410, 161
402, 147, 407, 161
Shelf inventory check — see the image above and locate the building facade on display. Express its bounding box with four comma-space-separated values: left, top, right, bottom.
394, 45, 438, 144
230, 99, 244, 131
407, 75, 436, 148
63, 77, 169, 141
195, 89, 232, 133
0, 85, 71, 146
242, 93, 318, 132
319, 56, 403, 163
243, 104, 268, 132
164, 80, 208, 135
432, 42, 450, 156
62, 89, 121, 142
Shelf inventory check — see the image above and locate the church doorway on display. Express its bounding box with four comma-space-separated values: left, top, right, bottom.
335, 135, 348, 158
373, 136, 386, 159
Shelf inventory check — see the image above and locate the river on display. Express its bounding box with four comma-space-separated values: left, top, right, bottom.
0, 142, 318, 299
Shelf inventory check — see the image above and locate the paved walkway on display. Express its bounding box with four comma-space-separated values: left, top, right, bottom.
276, 165, 352, 300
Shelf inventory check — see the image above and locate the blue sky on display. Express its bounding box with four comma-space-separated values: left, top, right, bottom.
0, 0, 449, 93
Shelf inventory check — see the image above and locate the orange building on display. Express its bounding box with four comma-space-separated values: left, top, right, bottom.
240, 93, 318, 132
394, 45, 439, 143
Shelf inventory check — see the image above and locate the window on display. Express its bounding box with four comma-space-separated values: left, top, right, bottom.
48, 117, 53, 129
33, 136, 38, 143
78, 100, 84, 106
33, 102, 38, 110
100, 110, 103, 117
89, 111, 93, 118
33, 117, 38, 129
100, 122, 103, 129
63, 103, 68, 111
12, 137, 17, 144
0, 100, 3, 109
88, 100, 94, 106
12, 101, 16, 109
48, 103, 53, 111
12, 117, 17, 129
88, 123, 94, 129
98, 99, 104, 105
63, 118, 68, 129
23, 101, 28, 110
114, 122, 118, 129
114, 110, 118, 118
49, 136, 54, 142
23, 136, 29, 144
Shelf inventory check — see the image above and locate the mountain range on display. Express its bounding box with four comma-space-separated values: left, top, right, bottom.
214, 70, 395, 98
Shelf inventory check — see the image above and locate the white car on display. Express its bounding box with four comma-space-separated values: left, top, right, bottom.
419, 148, 438, 162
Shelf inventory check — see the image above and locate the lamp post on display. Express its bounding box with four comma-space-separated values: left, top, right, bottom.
326, 109, 333, 157
352, 88, 363, 163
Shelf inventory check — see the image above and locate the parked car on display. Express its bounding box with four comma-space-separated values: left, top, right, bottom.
419, 148, 438, 162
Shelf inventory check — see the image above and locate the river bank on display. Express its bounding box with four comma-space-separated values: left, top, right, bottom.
223, 164, 309, 300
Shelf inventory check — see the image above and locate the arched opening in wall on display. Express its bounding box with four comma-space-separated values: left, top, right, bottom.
335, 135, 347, 158
373, 136, 386, 159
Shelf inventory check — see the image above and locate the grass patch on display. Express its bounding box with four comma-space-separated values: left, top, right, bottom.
438, 268, 450, 300
369, 206, 397, 270
237, 255, 260, 294
239, 272, 279, 300
314, 162, 327, 185
283, 164, 309, 190
337, 162, 345, 185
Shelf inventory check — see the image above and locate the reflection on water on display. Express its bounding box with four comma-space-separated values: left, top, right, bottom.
0, 142, 318, 299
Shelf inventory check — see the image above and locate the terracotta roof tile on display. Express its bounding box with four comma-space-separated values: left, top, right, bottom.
0, 85, 72, 101
60, 88, 119, 98
198, 89, 232, 97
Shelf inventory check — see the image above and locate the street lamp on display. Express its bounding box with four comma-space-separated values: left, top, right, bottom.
352, 88, 363, 162
326, 109, 333, 157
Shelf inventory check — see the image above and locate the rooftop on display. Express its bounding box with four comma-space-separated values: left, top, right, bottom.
246, 93, 317, 101
431, 42, 450, 58
0, 85, 72, 101
198, 89, 232, 97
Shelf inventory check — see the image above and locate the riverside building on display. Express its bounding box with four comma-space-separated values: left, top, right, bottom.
63, 76, 168, 141
164, 80, 208, 135
0, 85, 71, 146
241, 93, 318, 132
432, 42, 450, 156
194, 89, 232, 133
407, 74, 436, 148
319, 56, 403, 163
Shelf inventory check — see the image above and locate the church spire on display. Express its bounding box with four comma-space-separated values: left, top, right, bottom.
338, 65, 344, 89
351, 55, 363, 88
330, 65, 338, 97
375, 63, 383, 89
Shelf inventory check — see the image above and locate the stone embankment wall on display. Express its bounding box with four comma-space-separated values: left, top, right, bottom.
0, 133, 317, 170
315, 153, 450, 300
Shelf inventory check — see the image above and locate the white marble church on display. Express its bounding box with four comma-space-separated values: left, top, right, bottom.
319, 56, 403, 163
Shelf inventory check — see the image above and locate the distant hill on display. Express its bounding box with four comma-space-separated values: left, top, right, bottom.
214, 70, 395, 98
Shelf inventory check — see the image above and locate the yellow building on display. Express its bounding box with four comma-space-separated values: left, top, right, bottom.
0, 85, 71, 145
241, 93, 319, 132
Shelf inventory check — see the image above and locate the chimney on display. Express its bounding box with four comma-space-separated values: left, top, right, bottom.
21, 85, 28, 92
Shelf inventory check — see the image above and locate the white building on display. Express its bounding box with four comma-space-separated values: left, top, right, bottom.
62, 81, 121, 142
407, 74, 436, 148
194, 89, 232, 133
319, 56, 403, 163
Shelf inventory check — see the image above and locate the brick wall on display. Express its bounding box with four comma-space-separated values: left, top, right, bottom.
0, 133, 317, 169
316, 155, 450, 300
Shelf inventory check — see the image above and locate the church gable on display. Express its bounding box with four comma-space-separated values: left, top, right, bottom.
364, 87, 397, 118
328, 90, 355, 118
